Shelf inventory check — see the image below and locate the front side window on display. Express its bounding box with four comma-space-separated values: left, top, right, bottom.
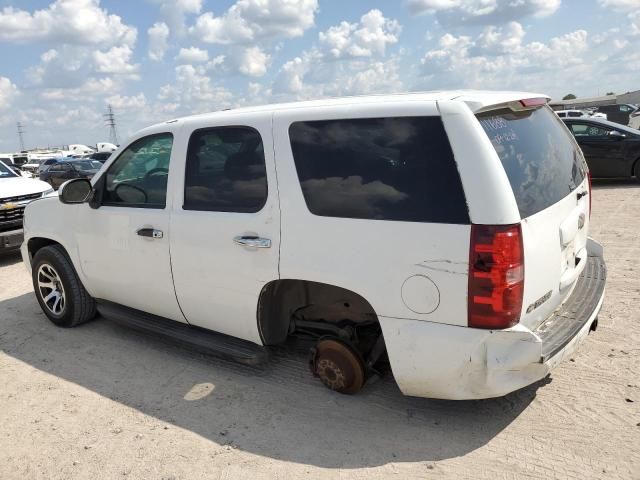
570, 123, 610, 137
289, 117, 469, 224
184, 127, 267, 213
102, 133, 173, 208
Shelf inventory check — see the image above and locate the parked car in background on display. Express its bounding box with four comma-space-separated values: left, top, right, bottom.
563, 117, 640, 180
22, 91, 606, 400
38, 158, 60, 174
0, 160, 53, 252
555, 109, 587, 118
40, 159, 102, 190
88, 151, 113, 163
595, 104, 638, 126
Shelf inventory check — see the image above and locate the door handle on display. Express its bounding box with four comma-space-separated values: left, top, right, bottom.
233, 235, 271, 248
137, 228, 163, 239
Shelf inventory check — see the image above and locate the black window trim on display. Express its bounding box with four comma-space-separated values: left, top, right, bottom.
287, 115, 470, 225
182, 125, 269, 214
99, 132, 174, 210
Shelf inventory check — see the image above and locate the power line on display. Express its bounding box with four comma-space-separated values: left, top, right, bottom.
104, 104, 119, 145
16, 122, 25, 151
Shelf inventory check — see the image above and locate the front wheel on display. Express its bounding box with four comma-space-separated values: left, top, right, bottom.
634, 160, 640, 183
32, 245, 96, 328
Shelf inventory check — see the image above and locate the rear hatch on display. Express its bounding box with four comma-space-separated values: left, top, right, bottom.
477, 104, 590, 330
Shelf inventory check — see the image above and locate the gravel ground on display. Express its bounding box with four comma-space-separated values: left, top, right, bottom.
0, 180, 639, 480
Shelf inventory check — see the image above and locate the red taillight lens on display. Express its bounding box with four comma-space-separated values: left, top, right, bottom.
519, 97, 548, 108
468, 224, 524, 329
588, 170, 592, 218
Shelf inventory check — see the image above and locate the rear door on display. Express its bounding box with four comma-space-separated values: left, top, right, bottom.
477, 106, 590, 330
169, 113, 280, 344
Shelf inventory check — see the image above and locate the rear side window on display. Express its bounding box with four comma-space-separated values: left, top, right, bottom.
184, 127, 267, 213
288, 117, 469, 224
478, 106, 586, 218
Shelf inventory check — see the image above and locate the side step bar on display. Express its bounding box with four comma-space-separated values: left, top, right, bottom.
96, 301, 269, 366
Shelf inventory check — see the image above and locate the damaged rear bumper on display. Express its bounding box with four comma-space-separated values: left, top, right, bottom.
380, 239, 606, 400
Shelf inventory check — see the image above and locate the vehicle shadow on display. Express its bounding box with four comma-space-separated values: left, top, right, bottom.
0, 291, 546, 469
0, 251, 22, 268
591, 177, 638, 190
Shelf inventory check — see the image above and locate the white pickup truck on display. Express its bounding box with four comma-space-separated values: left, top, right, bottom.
21, 91, 606, 400
0, 160, 53, 251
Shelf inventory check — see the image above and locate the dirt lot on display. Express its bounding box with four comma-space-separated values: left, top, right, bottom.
1, 181, 639, 480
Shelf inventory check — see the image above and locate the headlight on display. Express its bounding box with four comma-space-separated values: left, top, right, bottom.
42, 188, 54, 197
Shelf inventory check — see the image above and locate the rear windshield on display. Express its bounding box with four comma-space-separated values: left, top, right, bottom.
478, 106, 586, 218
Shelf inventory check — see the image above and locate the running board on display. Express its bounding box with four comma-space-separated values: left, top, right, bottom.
96, 301, 269, 366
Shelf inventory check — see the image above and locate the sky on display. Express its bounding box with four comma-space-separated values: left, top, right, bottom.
0, 0, 638, 151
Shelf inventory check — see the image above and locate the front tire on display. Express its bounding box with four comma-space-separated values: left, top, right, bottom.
634, 160, 640, 183
32, 245, 96, 328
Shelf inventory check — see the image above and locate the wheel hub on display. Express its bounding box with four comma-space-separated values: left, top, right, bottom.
37, 263, 66, 316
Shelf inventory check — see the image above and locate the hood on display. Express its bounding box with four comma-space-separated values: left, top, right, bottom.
0, 176, 52, 200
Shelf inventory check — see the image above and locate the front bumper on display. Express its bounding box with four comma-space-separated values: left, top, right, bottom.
380, 239, 606, 400
0, 228, 24, 251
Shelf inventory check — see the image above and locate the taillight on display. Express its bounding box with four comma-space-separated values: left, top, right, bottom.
588, 170, 592, 218
468, 224, 524, 329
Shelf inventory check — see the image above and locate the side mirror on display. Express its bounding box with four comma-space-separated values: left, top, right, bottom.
608, 130, 626, 140
59, 178, 92, 204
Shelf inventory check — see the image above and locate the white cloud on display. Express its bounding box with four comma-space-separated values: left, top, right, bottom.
0, 77, 18, 111
151, 0, 203, 34
273, 9, 403, 96
418, 23, 618, 94
319, 9, 401, 59
235, 47, 270, 76
94, 45, 140, 76
176, 46, 209, 64
148, 22, 170, 61
598, 0, 639, 11
106, 93, 147, 110
0, 0, 137, 47
158, 65, 233, 114
190, 0, 318, 44
406, 0, 561, 24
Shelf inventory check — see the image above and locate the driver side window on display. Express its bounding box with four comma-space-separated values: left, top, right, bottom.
102, 133, 173, 208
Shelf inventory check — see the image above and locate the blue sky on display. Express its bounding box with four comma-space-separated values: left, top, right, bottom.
0, 0, 638, 151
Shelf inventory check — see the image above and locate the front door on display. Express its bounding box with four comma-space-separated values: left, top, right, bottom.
169, 114, 280, 344
569, 122, 626, 177
74, 132, 185, 322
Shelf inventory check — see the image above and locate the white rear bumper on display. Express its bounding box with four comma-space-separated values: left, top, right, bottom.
381, 240, 606, 400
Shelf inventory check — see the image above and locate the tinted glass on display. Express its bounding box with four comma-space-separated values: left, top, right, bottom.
0, 161, 17, 177
478, 106, 586, 218
289, 117, 469, 224
570, 123, 611, 137
103, 133, 173, 208
184, 127, 267, 213
73, 160, 101, 170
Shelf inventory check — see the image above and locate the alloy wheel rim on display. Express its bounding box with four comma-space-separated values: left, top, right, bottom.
37, 264, 66, 315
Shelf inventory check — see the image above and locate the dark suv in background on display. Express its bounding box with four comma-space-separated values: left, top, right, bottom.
40, 159, 102, 189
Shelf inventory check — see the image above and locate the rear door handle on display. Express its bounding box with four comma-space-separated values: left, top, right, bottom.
233, 235, 271, 248
137, 228, 163, 239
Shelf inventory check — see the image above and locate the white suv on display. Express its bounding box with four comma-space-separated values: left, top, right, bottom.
21, 91, 606, 400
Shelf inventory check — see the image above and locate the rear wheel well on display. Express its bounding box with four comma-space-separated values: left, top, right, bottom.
633, 157, 640, 178
258, 279, 380, 345
256, 279, 388, 378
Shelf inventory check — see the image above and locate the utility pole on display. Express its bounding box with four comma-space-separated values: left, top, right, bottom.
104, 104, 119, 145
16, 122, 25, 151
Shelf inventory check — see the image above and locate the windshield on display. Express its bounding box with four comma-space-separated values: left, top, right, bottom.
478, 106, 587, 218
0, 160, 18, 178
73, 160, 102, 170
